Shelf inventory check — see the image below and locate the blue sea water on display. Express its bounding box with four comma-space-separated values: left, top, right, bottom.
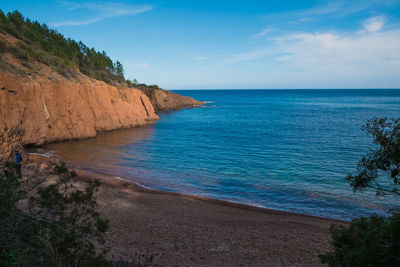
44, 89, 400, 220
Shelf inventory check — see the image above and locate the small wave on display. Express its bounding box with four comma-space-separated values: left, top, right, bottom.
113, 176, 130, 182
204, 101, 214, 104
29, 152, 54, 158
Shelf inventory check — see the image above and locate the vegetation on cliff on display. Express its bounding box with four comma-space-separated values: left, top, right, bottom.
0, 9, 203, 112
0, 9, 163, 91
0, 10, 125, 84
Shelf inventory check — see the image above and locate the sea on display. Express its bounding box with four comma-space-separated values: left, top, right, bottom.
43, 89, 400, 221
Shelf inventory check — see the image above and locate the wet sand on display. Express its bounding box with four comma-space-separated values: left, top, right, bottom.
73, 169, 344, 266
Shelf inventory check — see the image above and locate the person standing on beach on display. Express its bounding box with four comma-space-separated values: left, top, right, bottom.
15, 151, 23, 177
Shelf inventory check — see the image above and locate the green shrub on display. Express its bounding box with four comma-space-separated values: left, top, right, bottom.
0, 40, 5, 54
320, 213, 400, 267
126, 79, 138, 88
0, 162, 111, 266
8, 41, 30, 60
321, 118, 400, 266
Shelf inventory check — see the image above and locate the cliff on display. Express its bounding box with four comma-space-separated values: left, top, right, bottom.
0, 72, 158, 160
137, 86, 204, 111
0, 12, 204, 160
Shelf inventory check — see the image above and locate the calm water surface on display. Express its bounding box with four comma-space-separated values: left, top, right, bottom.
43, 89, 400, 220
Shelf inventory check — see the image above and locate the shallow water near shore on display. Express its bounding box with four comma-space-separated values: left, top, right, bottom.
43, 89, 400, 220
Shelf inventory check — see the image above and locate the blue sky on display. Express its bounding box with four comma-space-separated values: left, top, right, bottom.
2, 0, 400, 89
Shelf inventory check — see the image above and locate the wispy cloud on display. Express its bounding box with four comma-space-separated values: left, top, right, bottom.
221, 48, 273, 64
297, 0, 390, 17
252, 27, 276, 39
214, 15, 400, 87
134, 62, 151, 69
269, 15, 395, 67
52, 1, 153, 26
362, 15, 385, 33
259, 0, 393, 29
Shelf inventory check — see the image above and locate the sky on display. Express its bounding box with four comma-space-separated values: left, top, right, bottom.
1, 0, 400, 89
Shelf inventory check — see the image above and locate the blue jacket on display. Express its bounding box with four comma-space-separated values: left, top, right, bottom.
15, 152, 22, 164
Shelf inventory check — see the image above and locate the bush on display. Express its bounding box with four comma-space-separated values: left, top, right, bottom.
320, 213, 400, 266
321, 118, 400, 266
8, 41, 30, 60
0, 161, 111, 266
0, 40, 5, 54
347, 118, 400, 197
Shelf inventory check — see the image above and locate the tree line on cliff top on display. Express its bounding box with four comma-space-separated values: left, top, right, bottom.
0, 9, 160, 90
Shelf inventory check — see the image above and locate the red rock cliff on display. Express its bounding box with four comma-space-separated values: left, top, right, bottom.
137, 86, 204, 111
0, 72, 159, 160
148, 89, 204, 111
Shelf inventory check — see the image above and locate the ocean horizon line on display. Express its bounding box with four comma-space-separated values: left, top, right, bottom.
171, 88, 400, 91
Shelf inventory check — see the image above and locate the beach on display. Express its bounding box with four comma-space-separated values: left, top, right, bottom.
26, 154, 344, 266
81, 169, 344, 266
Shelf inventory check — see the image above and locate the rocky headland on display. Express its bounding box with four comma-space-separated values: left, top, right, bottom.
137, 84, 204, 111
0, 29, 203, 160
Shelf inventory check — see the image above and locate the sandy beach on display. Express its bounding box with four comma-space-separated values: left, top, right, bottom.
71, 168, 344, 266
23, 154, 346, 266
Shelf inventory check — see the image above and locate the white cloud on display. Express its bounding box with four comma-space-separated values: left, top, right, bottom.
52, 1, 153, 26
222, 48, 273, 64
362, 16, 385, 33
212, 15, 400, 88
195, 56, 212, 61
134, 62, 151, 69
252, 27, 275, 39
258, 0, 393, 32
272, 16, 397, 69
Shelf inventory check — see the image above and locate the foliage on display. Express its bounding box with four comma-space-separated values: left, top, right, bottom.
126, 79, 138, 88
0, 40, 5, 54
114, 60, 124, 78
347, 117, 400, 197
126, 79, 161, 92
0, 161, 111, 266
320, 213, 400, 267
0, 9, 169, 90
320, 117, 400, 266
0, 9, 125, 84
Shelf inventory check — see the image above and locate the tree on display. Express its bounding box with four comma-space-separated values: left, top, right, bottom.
0, 162, 110, 266
7, 11, 24, 31
347, 117, 400, 197
320, 214, 400, 266
126, 79, 138, 88
320, 117, 400, 267
0, 10, 7, 28
0, 9, 127, 84
114, 60, 124, 77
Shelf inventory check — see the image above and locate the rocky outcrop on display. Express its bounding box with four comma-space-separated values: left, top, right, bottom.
0, 72, 159, 160
138, 87, 204, 111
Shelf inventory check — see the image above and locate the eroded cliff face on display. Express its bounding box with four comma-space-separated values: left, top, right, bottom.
0, 72, 159, 160
150, 89, 204, 111
137, 86, 204, 111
